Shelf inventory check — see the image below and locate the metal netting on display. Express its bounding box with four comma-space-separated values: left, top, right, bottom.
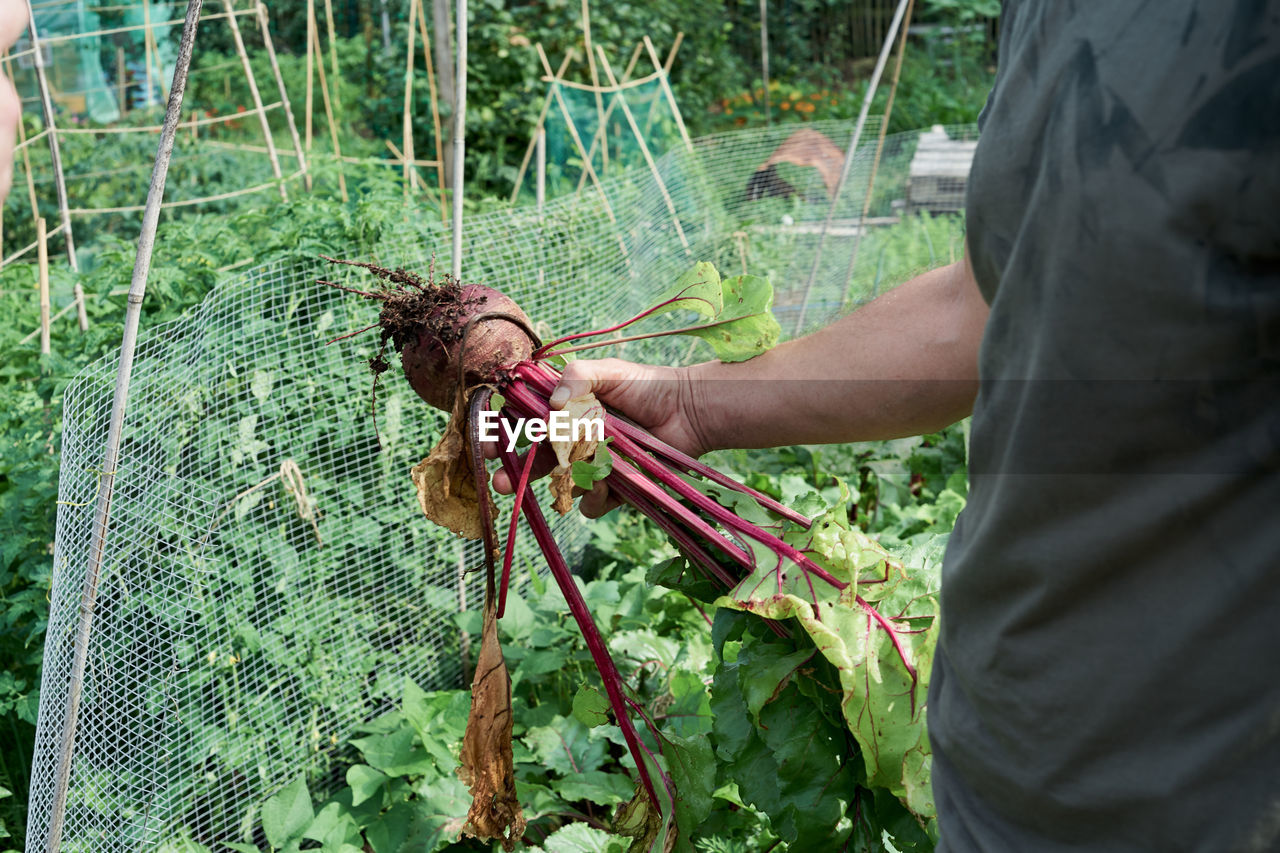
27, 118, 973, 851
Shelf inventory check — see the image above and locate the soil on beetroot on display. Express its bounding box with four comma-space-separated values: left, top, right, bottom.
318, 255, 478, 354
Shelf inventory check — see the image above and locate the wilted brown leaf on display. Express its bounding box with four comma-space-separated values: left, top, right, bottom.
411, 402, 494, 539
548, 393, 604, 515
613, 782, 676, 853
457, 599, 526, 850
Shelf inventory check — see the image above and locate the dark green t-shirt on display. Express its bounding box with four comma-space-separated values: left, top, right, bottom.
932, 2, 1280, 850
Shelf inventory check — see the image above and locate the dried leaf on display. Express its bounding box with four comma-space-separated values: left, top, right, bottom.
613, 779, 676, 853
457, 599, 526, 850
549, 393, 604, 515
411, 401, 494, 539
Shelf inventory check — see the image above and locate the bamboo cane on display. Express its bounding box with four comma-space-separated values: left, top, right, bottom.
309, 7, 348, 200
413, 0, 447, 223
224, 0, 286, 199
23, 1, 78, 270
304, 0, 314, 152
535, 125, 544, 289
116, 45, 127, 114
760, 0, 770, 124
839, 0, 915, 298
322, 0, 343, 121
580, 0, 606, 175
43, 1, 204, 848
546, 61, 632, 274
402, 0, 417, 203
642, 35, 691, 152
795, 0, 910, 332
37, 217, 49, 355
450, 0, 466, 279
573, 42, 642, 196
4, 50, 43, 230
595, 45, 688, 253
508, 47, 573, 203
256, 2, 310, 192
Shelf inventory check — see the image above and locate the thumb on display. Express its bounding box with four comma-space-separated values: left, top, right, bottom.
549, 358, 638, 410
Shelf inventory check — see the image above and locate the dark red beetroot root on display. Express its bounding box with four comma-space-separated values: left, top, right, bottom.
319, 257, 535, 411
399, 284, 533, 411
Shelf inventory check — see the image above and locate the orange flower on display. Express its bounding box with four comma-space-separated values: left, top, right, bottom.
780, 101, 791, 110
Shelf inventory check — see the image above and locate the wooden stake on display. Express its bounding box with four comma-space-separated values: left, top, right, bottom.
596, 45, 688, 252
43, 4, 206, 844
23, 2, 78, 270
760, 0, 770, 124
402, 0, 417, 203
223, 0, 287, 200
839, 0, 915, 296
115, 45, 127, 114
309, 6, 348, 200
509, 46, 573, 203
37, 217, 49, 355
642, 35, 692, 152
304, 0, 314, 153
580, 0, 606, 175
413, 0, 447, 223
256, 2, 310, 192
574, 42, 642, 196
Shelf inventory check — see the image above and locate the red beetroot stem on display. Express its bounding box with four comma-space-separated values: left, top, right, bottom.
500, 383, 756, 572
498, 443, 540, 619
531, 290, 716, 359
517, 362, 810, 528
499, 447, 664, 810
605, 428, 848, 591
503, 374, 918, 692
616, 479, 791, 640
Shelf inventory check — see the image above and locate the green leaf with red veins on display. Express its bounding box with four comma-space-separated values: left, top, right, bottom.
716, 490, 941, 821
678, 274, 781, 363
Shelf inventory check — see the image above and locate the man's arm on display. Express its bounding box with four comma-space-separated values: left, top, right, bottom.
682, 255, 988, 452
494, 255, 988, 513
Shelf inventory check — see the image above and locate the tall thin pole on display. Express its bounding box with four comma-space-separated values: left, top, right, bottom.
43, 3, 204, 846
37, 217, 49, 355
24, 0, 78, 270
535, 126, 545, 290
256, 2, 309, 191
839, 0, 915, 297
414, 0, 448, 224
450, 0, 466, 279
759, 0, 770, 124
304, 0, 314, 154
580, 0, 606, 175
794, 0, 910, 332
224, 0, 287, 200
402, 0, 418, 203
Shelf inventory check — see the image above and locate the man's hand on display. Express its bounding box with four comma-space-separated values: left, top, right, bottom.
0, 0, 28, 202
487, 255, 988, 519
489, 358, 707, 518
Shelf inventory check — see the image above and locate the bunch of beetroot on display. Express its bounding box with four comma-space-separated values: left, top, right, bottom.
320, 257, 927, 851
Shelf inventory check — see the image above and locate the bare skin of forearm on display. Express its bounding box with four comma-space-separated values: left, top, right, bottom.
685, 257, 988, 452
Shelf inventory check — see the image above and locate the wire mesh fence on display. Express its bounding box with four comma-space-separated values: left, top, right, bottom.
27, 118, 973, 851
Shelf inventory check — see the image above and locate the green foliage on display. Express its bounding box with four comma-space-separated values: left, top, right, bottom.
170, 558, 779, 851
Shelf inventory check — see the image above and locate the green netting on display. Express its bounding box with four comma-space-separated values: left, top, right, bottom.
26, 117, 974, 851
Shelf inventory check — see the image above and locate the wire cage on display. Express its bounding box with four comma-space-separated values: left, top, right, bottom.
26, 118, 974, 851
